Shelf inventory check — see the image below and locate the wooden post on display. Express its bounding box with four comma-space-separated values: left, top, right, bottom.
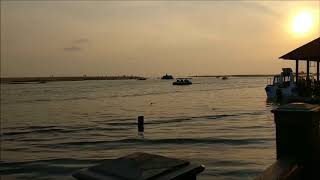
138, 116, 144, 137
296, 60, 299, 84
306, 60, 310, 92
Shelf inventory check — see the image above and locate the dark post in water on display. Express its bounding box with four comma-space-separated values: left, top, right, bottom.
138, 116, 144, 137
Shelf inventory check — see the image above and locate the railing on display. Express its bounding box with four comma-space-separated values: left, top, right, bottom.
267, 78, 273, 85
296, 79, 320, 97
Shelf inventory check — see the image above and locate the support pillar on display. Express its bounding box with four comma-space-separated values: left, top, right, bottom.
317, 61, 319, 82
307, 60, 310, 81
296, 60, 299, 84
307, 60, 310, 90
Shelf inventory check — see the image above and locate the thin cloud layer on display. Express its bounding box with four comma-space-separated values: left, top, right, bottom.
63, 38, 89, 52
64, 46, 82, 52
73, 38, 89, 44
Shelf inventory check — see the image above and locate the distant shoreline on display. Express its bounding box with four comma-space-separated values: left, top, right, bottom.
0, 74, 276, 84
0, 76, 146, 84
190, 74, 276, 78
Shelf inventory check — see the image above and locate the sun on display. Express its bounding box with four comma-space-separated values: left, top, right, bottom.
292, 11, 314, 34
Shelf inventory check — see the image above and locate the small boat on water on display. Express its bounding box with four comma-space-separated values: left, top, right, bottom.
161, 74, 174, 80
265, 68, 298, 99
221, 76, 228, 80
172, 78, 192, 85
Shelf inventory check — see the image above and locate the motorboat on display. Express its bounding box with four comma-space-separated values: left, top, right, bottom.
173, 78, 192, 85
221, 76, 228, 80
265, 68, 298, 99
161, 74, 174, 80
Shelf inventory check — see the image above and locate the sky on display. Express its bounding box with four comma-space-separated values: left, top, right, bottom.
1, 1, 319, 77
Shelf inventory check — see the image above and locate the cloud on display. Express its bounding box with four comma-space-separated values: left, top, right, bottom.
73, 38, 89, 44
63, 46, 82, 51
63, 38, 89, 52
239, 1, 280, 17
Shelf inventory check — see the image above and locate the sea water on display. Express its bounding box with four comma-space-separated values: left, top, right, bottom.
1, 77, 277, 180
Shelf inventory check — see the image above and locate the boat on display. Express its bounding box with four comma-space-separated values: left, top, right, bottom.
161, 74, 174, 80
265, 68, 298, 99
172, 78, 192, 85
221, 76, 228, 80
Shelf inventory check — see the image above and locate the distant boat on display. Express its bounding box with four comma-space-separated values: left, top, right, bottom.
221, 76, 228, 80
161, 74, 174, 80
173, 78, 192, 85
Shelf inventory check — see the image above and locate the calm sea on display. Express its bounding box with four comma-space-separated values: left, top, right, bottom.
1, 77, 277, 180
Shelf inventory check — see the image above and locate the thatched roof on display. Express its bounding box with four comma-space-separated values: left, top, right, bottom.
279, 37, 320, 61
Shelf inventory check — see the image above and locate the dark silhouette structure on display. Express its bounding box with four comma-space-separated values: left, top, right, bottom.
73, 152, 205, 180
256, 103, 320, 180
161, 74, 174, 80
280, 37, 320, 97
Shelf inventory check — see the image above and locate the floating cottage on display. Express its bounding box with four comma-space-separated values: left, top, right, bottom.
279, 37, 320, 98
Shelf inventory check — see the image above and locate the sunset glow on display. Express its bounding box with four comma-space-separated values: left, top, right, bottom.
1, 1, 319, 77
292, 11, 314, 34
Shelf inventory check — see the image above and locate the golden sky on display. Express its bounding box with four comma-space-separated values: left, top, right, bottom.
1, 1, 319, 77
